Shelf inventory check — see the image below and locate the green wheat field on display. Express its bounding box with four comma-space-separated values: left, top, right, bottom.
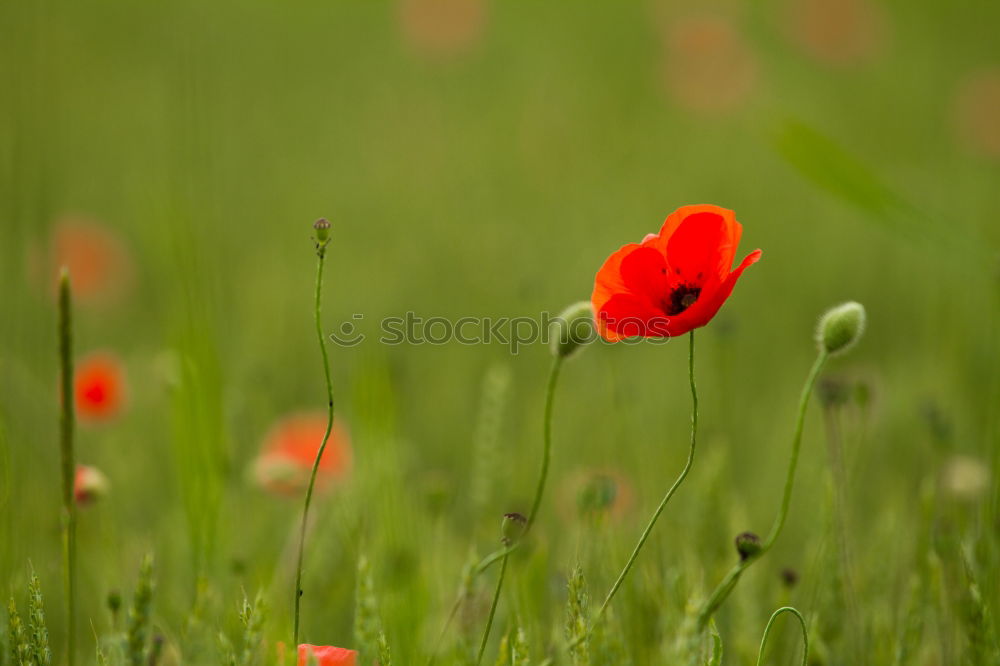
2, 1, 999, 664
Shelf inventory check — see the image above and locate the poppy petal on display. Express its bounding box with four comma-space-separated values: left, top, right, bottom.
656, 204, 738, 246
665, 210, 739, 283
592, 242, 643, 318
597, 293, 672, 340
619, 246, 671, 296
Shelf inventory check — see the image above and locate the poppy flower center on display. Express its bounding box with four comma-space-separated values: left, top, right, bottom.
84, 383, 107, 404
663, 284, 702, 316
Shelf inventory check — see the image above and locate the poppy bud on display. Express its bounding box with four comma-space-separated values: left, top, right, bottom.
735, 531, 761, 561
313, 218, 332, 255
549, 301, 595, 359
816, 301, 866, 356
501, 512, 527, 546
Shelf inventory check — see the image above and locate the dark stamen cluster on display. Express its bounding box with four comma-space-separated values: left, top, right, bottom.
663, 284, 702, 315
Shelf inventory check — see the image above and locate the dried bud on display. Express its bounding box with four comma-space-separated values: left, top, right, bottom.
735, 531, 762, 561
816, 301, 866, 356
549, 301, 595, 359
780, 567, 799, 588
501, 512, 527, 546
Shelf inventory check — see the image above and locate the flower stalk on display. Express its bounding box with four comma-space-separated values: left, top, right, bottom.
598, 330, 699, 618
527, 356, 564, 531
58, 268, 78, 666
292, 220, 337, 646
755, 606, 808, 666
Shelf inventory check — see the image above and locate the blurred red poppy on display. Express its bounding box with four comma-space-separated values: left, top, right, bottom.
74, 464, 110, 505
559, 468, 635, 524
47, 218, 134, 305
785, 0, 887, 66
254, 412, 351, 496
398, 0, 487, 58
591, 204, 761, 341
297, 644, 358, 666
75, 352, 126, 422
662, 15, 758, 113
952, 67, 1000, 159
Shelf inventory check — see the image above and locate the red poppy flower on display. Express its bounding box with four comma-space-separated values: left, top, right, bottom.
559, 468, 635, 524
297, 644, 358, 666
253, 412, 352, 496
398, 0, 487, 58
662, 16, 758, 113
74, 464, 110, 505
74, 352, 126, 422
591, 204, 761, 341
47, 218, 134, 305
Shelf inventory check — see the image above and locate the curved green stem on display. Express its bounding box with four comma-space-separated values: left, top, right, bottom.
58, 269, 77, 666
293, 250, 336, 646
755, 606, 808, 666
696, 350, 828, 629
527, 357, 563, 531
598, 330, 699, 619
476, 553, 509, 666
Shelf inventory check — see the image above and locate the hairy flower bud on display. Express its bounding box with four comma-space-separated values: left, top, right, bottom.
549, 301, 595, 359
816, 301, 866, 356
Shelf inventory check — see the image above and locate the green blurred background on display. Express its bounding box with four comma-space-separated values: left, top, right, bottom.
2, 0, 999, 663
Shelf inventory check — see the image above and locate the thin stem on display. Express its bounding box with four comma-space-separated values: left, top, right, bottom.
755, 606, 808, 666
696, 350, 828, 629
476, 552, 509, 666
598, 330, 699, 619
58, 269, 77, 666
763, 350, 828, 548
527, 357, 563, 531
292, 250, 336, 647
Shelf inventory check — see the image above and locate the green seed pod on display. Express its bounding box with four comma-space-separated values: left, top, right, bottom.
313, 218, 332, 255
735, 531, 762, 561
549, 301, 595, 359
501, 512, 527, 546
816, 301, 866, 356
